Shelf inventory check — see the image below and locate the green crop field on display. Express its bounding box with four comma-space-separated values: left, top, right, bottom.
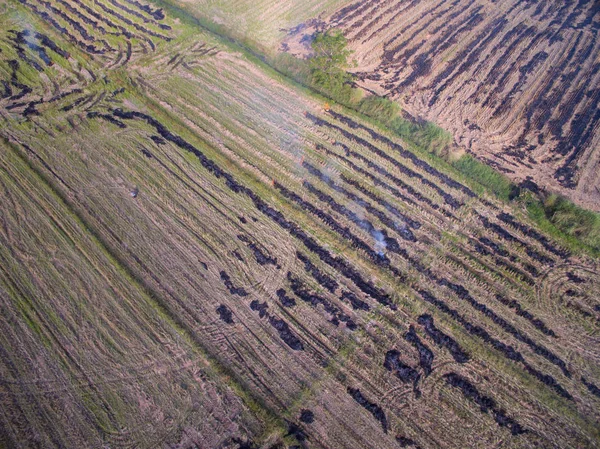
1, 0, 599, 448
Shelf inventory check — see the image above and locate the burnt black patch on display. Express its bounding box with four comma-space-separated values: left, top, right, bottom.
404, 325, 434, 376
150, 135, 166, 145
581, 377, 600, 398
340, 290, 370, 311
299, 409, 314, 424
276, 288, 296, 307
297, 251, 338, 293
220, 271, 248, 296
384, 350, 421, 397
417, 314, 469, 363
396, 435, 420, 448
216, 304, 234, 324
238, 234, 278, 267
347, 387, 388, 433
269, 316, 304, 351
444, 373, 526, 435
250, 300, 268, 318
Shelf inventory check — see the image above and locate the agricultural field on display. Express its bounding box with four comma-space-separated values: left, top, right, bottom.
1, 0, 599, 448
166, 0, 349, 53
282, 0, 600, 211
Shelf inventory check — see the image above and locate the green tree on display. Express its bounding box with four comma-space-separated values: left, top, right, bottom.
309, 29, 354, 91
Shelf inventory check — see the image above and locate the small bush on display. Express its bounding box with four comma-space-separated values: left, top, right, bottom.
357, 95, 400, 123
415, 122, 453, 156
543, 194, 600, 250
451, 155, 514, 201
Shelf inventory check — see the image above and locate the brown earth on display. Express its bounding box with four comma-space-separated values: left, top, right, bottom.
285, 0, 600, 211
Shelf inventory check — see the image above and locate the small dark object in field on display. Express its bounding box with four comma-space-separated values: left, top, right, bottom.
216, 305, 233, 324
220, 271, 248, 296
300, 409, 314, 424
286, 422, 307, 441
347, 387, 388, 433
250, 300, 268, 318
396, 435, 420, 448
384, 350, 421, 397
276, 288, 296, 307
581, 377, 600, 398
150, 135, 166, 145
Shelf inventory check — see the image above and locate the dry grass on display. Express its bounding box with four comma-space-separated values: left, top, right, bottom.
0, 0, 599, 448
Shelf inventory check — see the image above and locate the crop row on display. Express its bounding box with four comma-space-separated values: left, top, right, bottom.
494, 294, 556, 338
109, 108, 575, 402
417, 314, 469, 364
274, 181, 394, 267
330, 122, 462, 209
320, 145, 420, 211
237, 234, 279, 267
287, 272, 356, 330
70, 0, 137, 40
303, 160, 417, 242
55, 0, 125, 40
104, 0, 171, 30
110, 109, 396, 309
296, 251, 339, 293
90, 0, 171, 40
444, 373, 525, 435
418, 290, 572, 400
429, 17, 507, 107
437, 278, 569, 376
249, 300, 304, 351
325, 110, 476, 198
298, 153, 563, 375
302, 180, 408, 256
336, 171, 422, 230
478, 214, 555, 265
471, 239, 538, 285
308, 114, 461, 212
17, 0, 108, 54
122, 0, 165, 21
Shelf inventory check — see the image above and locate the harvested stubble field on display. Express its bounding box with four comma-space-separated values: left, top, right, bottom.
281, 0, 600, 211
1, 0, 599, 448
